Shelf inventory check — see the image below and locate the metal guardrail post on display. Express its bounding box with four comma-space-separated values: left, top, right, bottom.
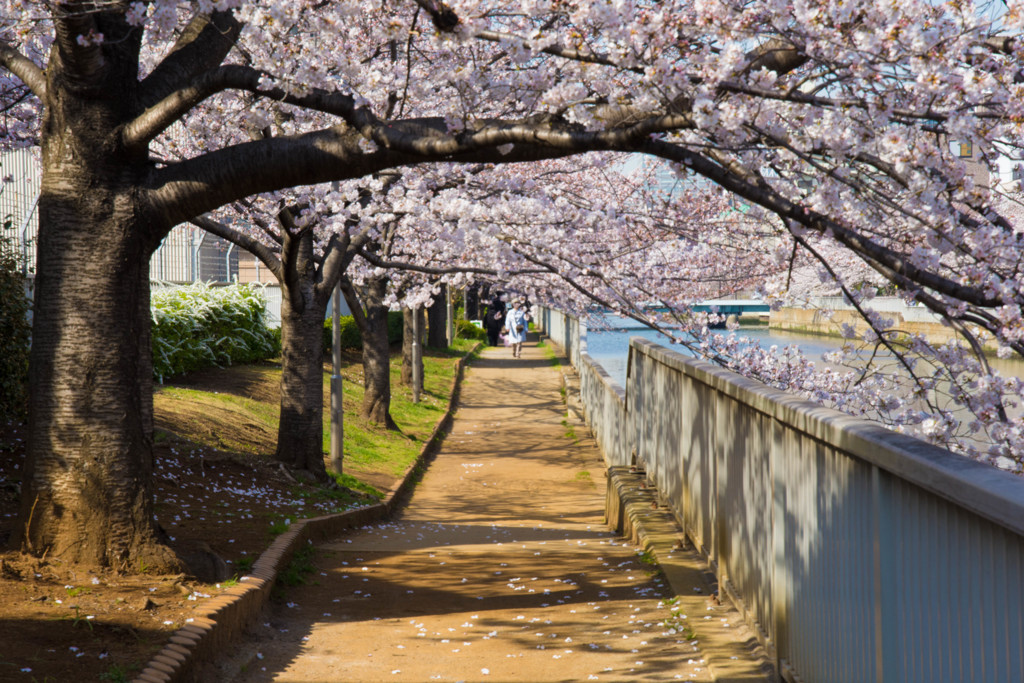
330, 283, 344, 475
190, 228, 206, 282
412, 306, 422, 403
19, 194, 39, 277
225, 243, 235, 282
446, 286, 454, 347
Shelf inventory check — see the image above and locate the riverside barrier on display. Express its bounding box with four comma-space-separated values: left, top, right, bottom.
536, 306, 1024, 683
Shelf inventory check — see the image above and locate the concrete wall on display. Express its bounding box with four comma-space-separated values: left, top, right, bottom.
538, 306, 1024, 683
536, 306, 583, 369
771, 297, 996, 350
578, 351, 631, 467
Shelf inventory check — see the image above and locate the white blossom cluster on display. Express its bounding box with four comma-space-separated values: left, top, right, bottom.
7, 0, 1024, 466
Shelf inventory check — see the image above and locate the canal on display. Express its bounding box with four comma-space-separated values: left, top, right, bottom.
584, 323, 845, 387
583, 320, 1024, 388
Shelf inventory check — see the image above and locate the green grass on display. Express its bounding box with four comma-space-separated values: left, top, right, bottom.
155, 339, 477, 493
331, 471, 383, 498
659, 597, 696, 640
538, 343, 562, 367
98, 664, 138, 683
561, 418, 577, 442
155, 384, 280, 455
51, 606, 94, 632
278, 542, 317, 588
277, 480, 377, 520
638, 548, 658, 566
268, 518, 294, 538
323, 339, 477, 478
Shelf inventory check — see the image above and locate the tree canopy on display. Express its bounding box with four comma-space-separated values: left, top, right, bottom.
4, 0, 1024, 570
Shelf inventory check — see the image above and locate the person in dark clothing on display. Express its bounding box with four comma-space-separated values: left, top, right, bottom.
484, 298, 506, 346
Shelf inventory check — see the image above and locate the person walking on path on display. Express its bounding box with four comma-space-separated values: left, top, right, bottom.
503, 299, 529, 358
484, 298, 505, 346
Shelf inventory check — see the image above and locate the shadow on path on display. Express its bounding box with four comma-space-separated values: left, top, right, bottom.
219, 338, 770, 683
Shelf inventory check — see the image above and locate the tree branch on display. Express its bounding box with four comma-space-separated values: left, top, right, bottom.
0, 42, 46, 99
145, 117, 595, 228
409, 0, 460, 31
124, 64, 331, 150
50, 3, 107, 89
189, 213, 283, 280
339, 275, 368, 329
275, 207, 309, 298
138, 10, 242, 111
474, 29, 638, 72
356, 248, 545, 276
316, 232, 359, 301
642, 138, 1005, 309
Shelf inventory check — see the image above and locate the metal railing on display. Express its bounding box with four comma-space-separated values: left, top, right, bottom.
149, 225, 243, 284
1, 149, 255, 285
0, 148, 40, 276
538, 306, 1024, 683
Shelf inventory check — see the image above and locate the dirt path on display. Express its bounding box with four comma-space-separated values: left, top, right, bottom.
220, 338, 767, 682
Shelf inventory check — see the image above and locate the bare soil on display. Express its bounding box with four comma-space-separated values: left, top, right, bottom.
0, 356, 386, 683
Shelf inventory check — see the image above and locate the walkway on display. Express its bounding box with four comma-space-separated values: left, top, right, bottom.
221, 339, 770, 682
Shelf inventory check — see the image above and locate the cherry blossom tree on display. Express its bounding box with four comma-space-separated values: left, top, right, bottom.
191, 192, 368, 479
193, 159, 525, 474
4, 0, 1024, 574
426, 0, 1024, 465
361, 156, 762, 335
0, 1, 597, 572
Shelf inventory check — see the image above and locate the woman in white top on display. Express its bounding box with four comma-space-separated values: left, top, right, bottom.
503, 300, 530, 358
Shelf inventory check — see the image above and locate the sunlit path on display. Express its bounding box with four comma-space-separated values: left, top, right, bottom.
224, 337, 766, 682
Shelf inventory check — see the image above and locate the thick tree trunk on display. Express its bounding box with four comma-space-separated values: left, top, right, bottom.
271, 222, 332, 480
14, 157, 180, 572
359, 278, 397, 429
427, 283, 449, 348
275, 289, 330, 479
11, 22, 185, 570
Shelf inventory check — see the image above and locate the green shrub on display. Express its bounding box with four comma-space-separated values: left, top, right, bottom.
323, 310, 403, 352
322, 315, 362, 350
0, 238, 30, 421
151, 283, 278, 382
456, 319, 486, 341
387, 310, 403, 342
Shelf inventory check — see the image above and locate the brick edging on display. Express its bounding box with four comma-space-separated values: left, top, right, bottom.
133, 344, 480, 683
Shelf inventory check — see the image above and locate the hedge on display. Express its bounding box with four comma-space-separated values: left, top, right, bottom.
456, 319, 487, 341
151, 283, 279, 382
322, 310, 404, 351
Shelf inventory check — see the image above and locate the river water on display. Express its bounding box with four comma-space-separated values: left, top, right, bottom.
583, 323, 1024, 388
580, 318, 1024, 464
584, 325, 845, 387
